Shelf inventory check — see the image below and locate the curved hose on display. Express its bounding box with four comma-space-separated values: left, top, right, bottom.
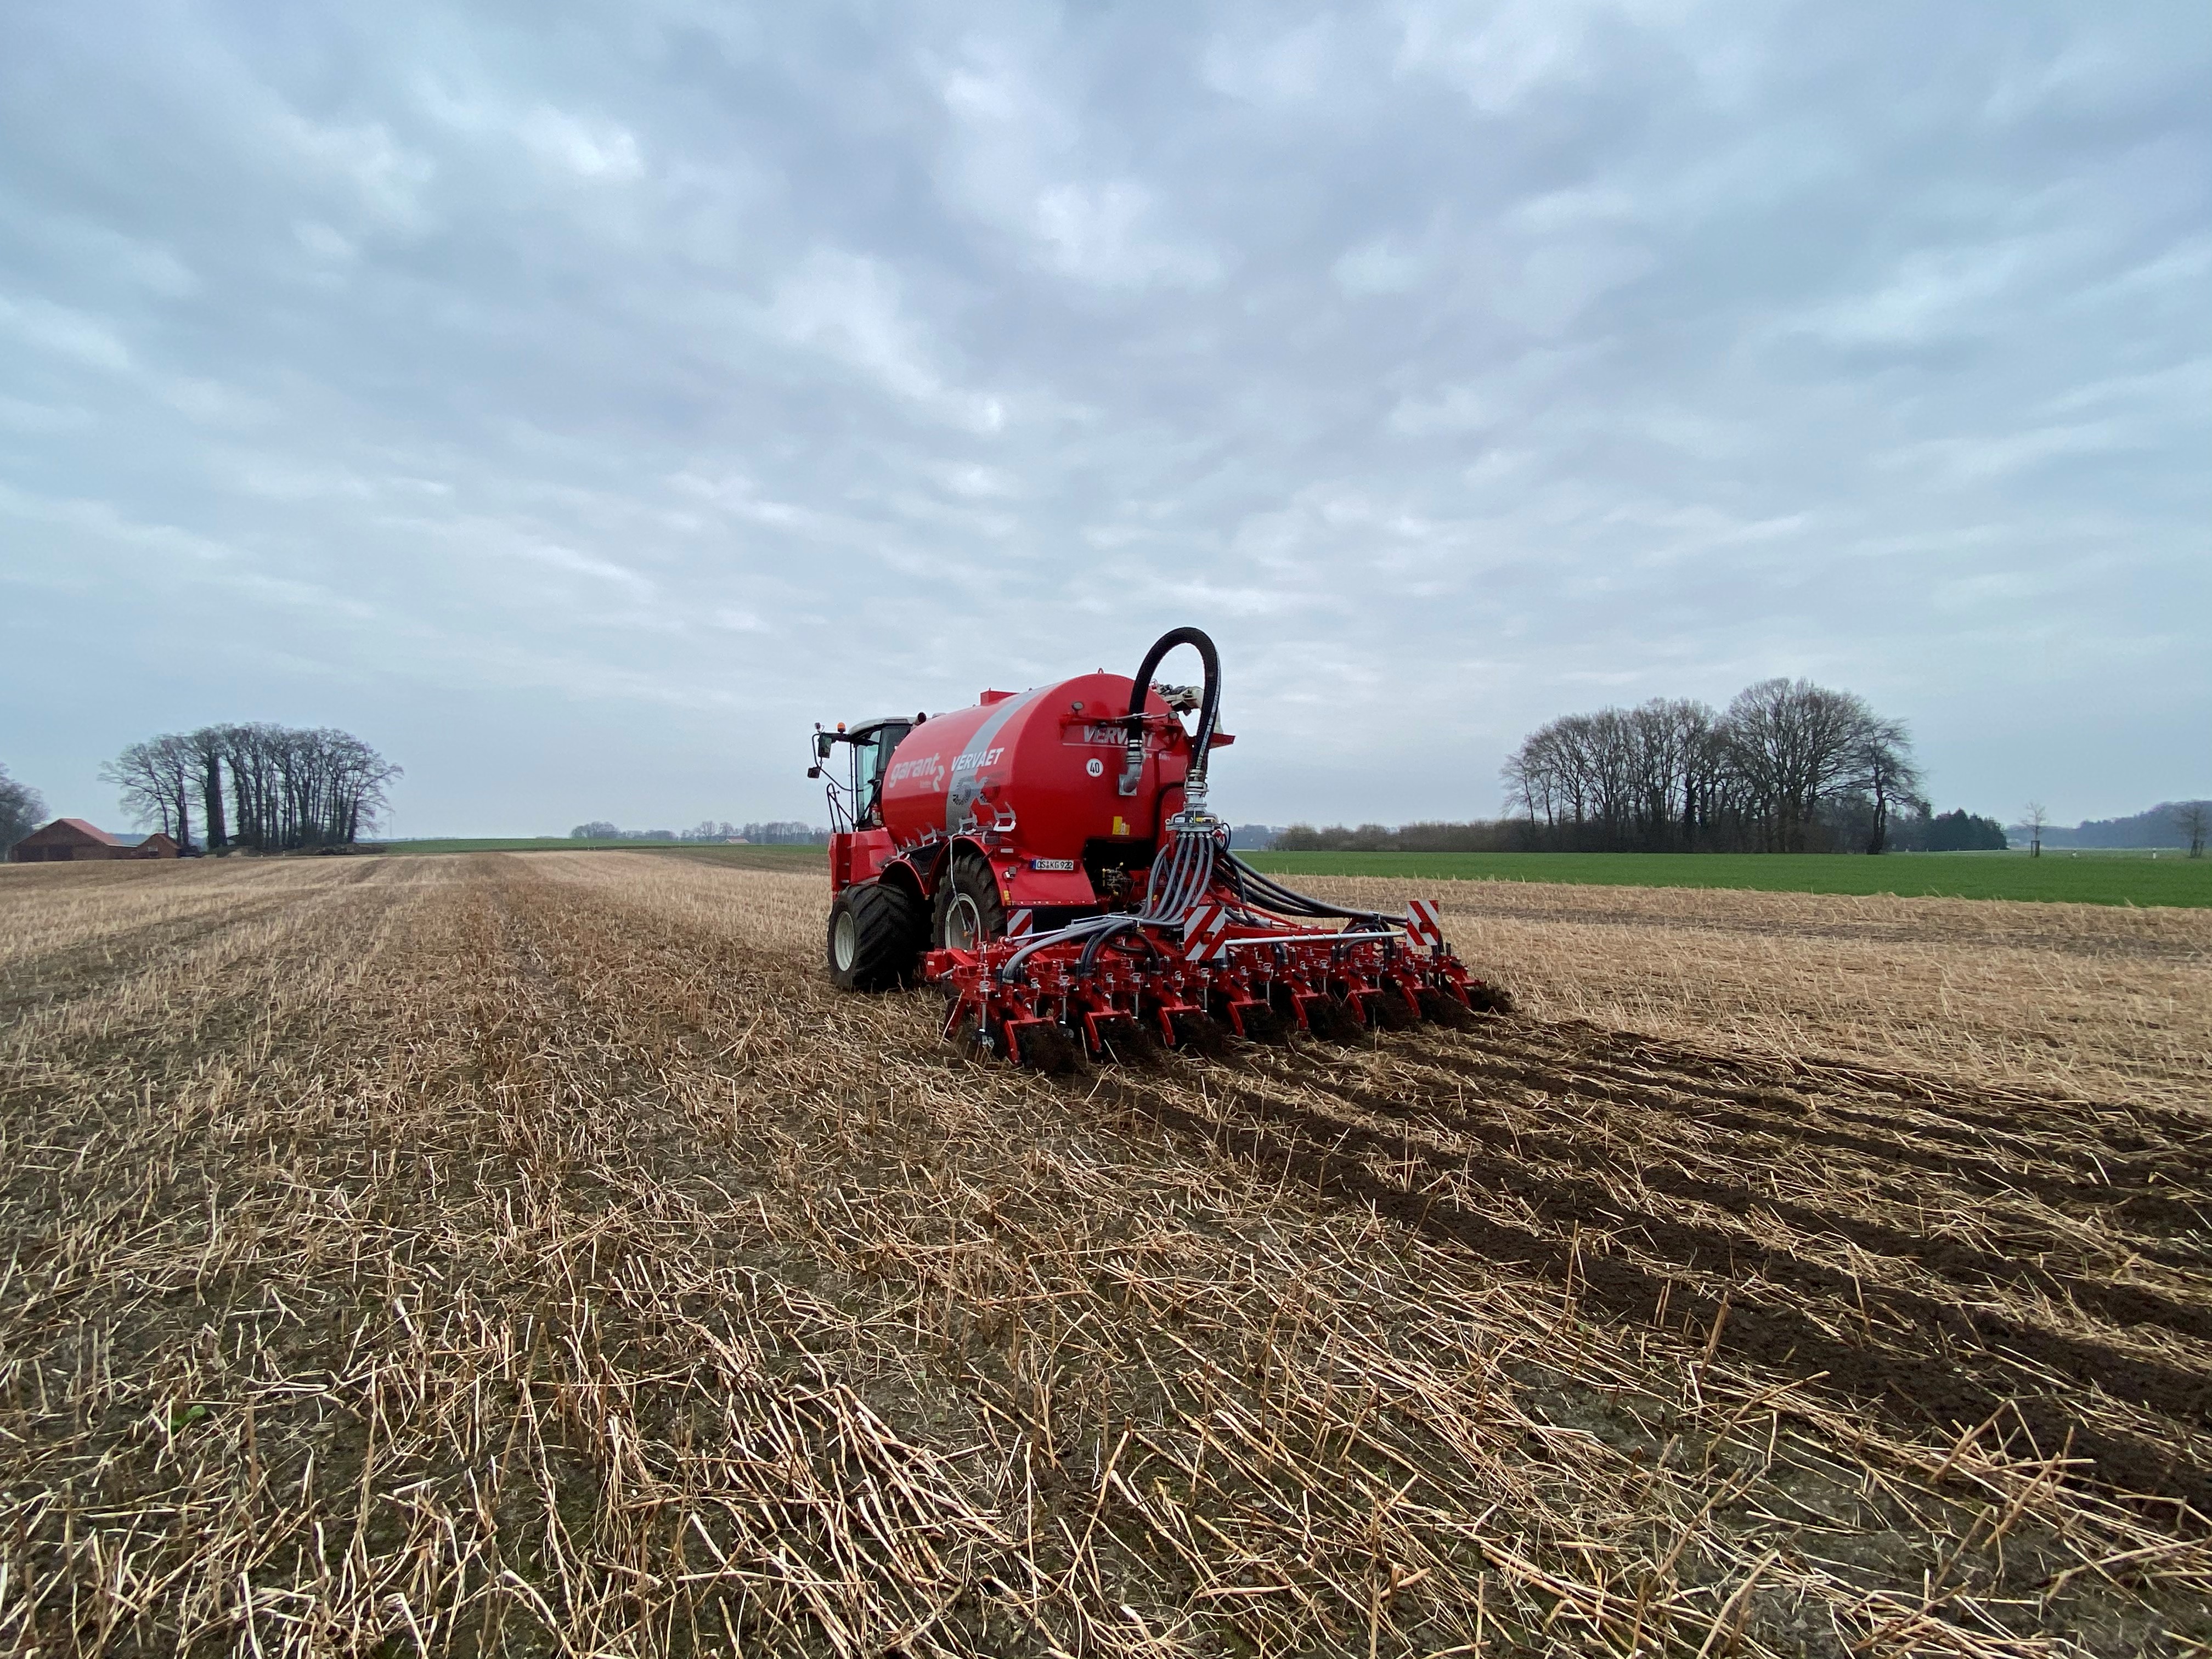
1121, 626, 1222, 801
1225, 853, 1387, 928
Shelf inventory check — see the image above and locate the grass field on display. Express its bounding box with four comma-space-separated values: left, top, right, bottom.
4, 853, 2209, 1655
1245, 848, 2212, 906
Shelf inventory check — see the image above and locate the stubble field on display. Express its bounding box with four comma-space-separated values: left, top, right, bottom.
2, 851, 2209, 1657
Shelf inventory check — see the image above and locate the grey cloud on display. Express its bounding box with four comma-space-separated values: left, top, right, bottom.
1, 1, 2205, 837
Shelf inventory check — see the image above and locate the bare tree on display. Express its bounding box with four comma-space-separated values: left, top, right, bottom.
2177, 801, 2209, 860
2022, 801, 2049, 859
189, 726, 228, 850
1853, 714, 1924, 855
1723, 679, 1873, 853
1504, 684, 1924, 854
0, 762, 46, 854
101, 734, 197, 847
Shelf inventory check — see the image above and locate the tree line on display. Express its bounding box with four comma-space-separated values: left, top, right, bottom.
1273, 676, 2022, 856
1502, 678, 1927, 854
2050, 800, 2212, 855
1276, 806, 2006, 855
569, 820, 827, 844
102, 725, 400, 853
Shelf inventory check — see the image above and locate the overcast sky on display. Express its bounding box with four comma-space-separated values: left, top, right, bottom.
2, 2, 2205, 836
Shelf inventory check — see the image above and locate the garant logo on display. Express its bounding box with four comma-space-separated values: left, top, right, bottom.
887, 754, 949, 789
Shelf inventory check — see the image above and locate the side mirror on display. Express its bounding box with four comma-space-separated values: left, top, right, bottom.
806, 766, 821, 780
813, 732, 834, 761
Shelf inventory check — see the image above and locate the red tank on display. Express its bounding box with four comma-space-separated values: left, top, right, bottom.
877, 673, 1222, 909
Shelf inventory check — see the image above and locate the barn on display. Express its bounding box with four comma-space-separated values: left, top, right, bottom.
8, 820, 180, 862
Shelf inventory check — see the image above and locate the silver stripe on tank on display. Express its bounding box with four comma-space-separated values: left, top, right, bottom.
944, 687, 1045, 835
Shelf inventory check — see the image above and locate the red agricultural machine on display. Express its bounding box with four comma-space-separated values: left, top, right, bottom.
810, 627, 1506, 1070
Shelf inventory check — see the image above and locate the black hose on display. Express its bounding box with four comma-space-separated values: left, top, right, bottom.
1224, 853, 1387, 927
1077, 917, 1148, 974
1123, 626, 1222, 796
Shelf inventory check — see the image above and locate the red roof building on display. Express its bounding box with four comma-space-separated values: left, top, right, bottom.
8, 820, 180, 862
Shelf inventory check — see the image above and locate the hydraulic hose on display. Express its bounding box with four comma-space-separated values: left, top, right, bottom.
1121, 627, 1222, 802
1225, 854, 1388, 928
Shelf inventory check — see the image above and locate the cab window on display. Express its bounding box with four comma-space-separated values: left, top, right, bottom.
853, 723, 910, 827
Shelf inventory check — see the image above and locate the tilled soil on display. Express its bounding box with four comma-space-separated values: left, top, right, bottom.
2, 851, 2208, 1658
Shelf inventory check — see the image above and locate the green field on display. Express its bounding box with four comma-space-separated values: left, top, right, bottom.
364, 840, 2208, 906
1240, 849, 2212, 907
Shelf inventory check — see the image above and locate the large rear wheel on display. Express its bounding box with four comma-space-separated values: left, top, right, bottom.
826, 882, 929, 991
934, 849, 1007, 950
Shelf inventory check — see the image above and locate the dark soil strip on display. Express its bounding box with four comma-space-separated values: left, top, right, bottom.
1306, 1075, 2212, 1344
1218, 1075, 2212, 1426
1458, 1028, 2212, 1181
1514, 1021, 2212, 1154
1098, 1074, 2212, 1518
1375, 1042, 2212, 1278
1385, 1040, 2212, 1233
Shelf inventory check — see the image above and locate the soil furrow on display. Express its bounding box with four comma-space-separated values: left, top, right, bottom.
1098, 1070, 2212, 1517
1373, 1037, 2211, 1230
1194, 1068, 2212, 1427
1281, 1069, 2212, 1342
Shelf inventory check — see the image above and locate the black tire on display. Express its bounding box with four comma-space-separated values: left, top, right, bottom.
826, 882, 929, 991
933, 849, 1007, 951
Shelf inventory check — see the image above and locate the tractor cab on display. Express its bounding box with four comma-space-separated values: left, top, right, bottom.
811, 716, 913, 831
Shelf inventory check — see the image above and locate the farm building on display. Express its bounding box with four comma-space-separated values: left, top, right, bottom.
8, 819, 179, 862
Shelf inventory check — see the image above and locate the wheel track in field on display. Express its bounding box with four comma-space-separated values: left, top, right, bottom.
1099, 1063, 2212, 1515
1503, 1019, 2212, 1159
1181, 1060, 2212, 1419
1242, 1059, 2212, 1344
1377, 1030, 2212, 1235
1334, 1042, 2212, 1277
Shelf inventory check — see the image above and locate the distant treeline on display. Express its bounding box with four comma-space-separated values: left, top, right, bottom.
2037, 800, 2212, 851
569, 820, 829, 844
1275, 806, 2007, 855
1502, 679, 1928, 854
105, 725, 400, 852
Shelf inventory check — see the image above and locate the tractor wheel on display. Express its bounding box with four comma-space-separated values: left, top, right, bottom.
826, 883, 929, 991
934, 850, 1007, 951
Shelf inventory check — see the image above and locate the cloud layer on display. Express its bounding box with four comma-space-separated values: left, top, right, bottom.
2, 1, 2205, 833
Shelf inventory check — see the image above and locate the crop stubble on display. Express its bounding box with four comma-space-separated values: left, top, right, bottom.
1, 851, 2208, 1656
